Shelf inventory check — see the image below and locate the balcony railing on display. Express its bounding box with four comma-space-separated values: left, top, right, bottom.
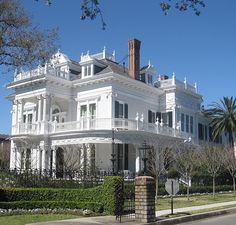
12, 118, 185, 139
13, 65, 73, 82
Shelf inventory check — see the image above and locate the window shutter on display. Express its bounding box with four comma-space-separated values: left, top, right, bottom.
148, 110, 152, 123
168, 112, 173, 128
124, 104, 128, 119
115, 101, 119, 118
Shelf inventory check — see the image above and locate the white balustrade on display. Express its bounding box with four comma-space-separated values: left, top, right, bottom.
14, 118, 185, 139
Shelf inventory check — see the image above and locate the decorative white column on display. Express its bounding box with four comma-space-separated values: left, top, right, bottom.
37, 95, 42, 134
18, 99, 24, 133
13, 100, 19, 134
135, 145, 140, 173
52, 147, 56, 171
37, 95, 42, 122
42, 94, 47, 121
37, 147, 41, 170
42, 149, 47, 171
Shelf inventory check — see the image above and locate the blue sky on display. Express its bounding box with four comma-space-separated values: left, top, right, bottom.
0, 0, 235, 134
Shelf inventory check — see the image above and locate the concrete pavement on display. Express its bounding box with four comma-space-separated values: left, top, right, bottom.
27, 200, 236, 225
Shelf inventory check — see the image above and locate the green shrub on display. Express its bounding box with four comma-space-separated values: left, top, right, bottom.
0, 176, 125, 215
0, 186, 103, 202
102, 176, 123, 214
0, 201, 103, 213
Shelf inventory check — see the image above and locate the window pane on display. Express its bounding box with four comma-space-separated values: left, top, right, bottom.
80, 105, 87, 118
89, 104, 96, 119
119, 103, 123, 118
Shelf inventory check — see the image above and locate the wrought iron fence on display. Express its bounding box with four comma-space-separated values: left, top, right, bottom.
0, 169, 135, 188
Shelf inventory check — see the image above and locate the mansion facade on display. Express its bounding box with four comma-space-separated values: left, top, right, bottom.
7, 39, 227, 175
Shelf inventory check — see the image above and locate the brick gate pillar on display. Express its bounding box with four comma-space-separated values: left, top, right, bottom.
135, 176, 156, 223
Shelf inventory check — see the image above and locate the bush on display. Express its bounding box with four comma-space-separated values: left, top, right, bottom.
0, 201, 103, 213
102, 176, 123, 214
157, 183, 233, 196
0, 176, 125, 215
0, 186, 103, 202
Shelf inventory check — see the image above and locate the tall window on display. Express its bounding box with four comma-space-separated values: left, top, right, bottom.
80, 105, 87, 118
115, 101, 128, 119
148, 110, 156, 123
117, 144, 129, 171
181, 113, 185, 132
186, 115, 189, 133
89, 103, 96, 119
23, 113, 33, 123
198, 123, 204, 140
80, 104, 96, 119
190, 116, 194, 134
83, 64, 92, 77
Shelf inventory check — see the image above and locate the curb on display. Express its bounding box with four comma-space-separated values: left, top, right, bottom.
146, 207, 236, 225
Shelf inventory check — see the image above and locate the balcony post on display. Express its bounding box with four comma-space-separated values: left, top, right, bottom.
140, 113, 144, 130
53, 117, 57, 133
155, 117, 159, 133
136, 112, 139, 130
18, 99, 24, 134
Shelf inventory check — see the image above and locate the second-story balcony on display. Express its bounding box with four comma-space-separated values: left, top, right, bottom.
12, 118, 187, 140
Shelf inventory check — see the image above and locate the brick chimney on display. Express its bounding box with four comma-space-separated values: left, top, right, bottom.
128, 38, 141, 80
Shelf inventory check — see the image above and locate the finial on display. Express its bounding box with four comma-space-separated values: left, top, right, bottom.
148, 60, 151, 67
87, 50, 89, 55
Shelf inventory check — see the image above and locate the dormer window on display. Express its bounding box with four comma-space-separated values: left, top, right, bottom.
147, 74, 153, 84
82, 64, 93, 78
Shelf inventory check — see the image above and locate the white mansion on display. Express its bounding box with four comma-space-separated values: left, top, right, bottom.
7, 39, 226, 175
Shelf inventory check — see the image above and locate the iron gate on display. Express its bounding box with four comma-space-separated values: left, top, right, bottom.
116, 179, 135, 222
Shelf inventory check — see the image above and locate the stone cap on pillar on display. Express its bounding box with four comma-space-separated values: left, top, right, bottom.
135, 176, 155, 186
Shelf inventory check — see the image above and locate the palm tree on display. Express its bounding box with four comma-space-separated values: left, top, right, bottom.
205, 96, 236, 148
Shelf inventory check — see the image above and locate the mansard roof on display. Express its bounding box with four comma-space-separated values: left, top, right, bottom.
95, 58, 129, 76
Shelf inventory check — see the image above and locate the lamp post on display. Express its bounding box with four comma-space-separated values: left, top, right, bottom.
139, 141, 151, 175
110, 128, 116, 175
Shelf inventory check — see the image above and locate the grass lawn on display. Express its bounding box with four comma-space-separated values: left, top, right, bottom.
157, 193, 236, 210
0, 214, 78, 225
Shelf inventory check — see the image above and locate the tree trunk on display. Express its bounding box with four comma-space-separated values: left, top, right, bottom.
233, 176, 236, 196
187, 185, 190, 200
213, 176, 215, 197
155, 177, 159, 203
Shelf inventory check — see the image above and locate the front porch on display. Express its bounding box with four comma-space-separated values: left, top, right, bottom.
10, 129, 183, 176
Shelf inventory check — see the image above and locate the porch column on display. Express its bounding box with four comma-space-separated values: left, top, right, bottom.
42, 94, 47, 121
42, 149, 47, 171
52, 147, 56, 170
13, 100, 19, 134
37, 95, 42, 133
37, 147, 42, 170
18, 99, 24, 133
135, 145, 140, 174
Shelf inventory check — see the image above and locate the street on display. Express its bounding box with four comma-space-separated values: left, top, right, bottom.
179, 213, 236, 225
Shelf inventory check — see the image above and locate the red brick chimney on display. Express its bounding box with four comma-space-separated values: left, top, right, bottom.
128, 38, 141, 80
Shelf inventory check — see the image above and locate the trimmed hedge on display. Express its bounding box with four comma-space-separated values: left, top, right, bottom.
102, 176, 123, 214
0, 201, 103, 213
0, 176, 124, 215
0, 186, 103, 202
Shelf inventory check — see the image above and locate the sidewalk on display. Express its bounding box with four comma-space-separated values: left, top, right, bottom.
27, 200, 236, 225
156, 200, 236, 217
